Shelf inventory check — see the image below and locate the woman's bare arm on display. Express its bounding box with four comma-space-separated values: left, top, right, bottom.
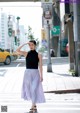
38, 53, 43, 82
16, 43, 28, 57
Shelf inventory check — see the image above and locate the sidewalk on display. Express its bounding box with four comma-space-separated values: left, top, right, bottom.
1, 64, 80, 112
43, 64, 80, 93
0, 63, 80, 94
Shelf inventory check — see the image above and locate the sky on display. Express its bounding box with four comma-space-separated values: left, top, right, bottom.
0, 2, 43, 40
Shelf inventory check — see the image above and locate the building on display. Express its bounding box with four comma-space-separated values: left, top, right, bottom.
0, 10, 8, 50
0, 10, 16, 52
0, 9, 29, 52
8, 15, 19, 52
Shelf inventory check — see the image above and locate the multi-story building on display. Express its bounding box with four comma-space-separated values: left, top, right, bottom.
8, 15, 16, 52
0, 11, 8, 50
0, 9, 28, 52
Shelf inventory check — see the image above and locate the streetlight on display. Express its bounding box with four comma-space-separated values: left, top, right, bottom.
16, 16, 20, 46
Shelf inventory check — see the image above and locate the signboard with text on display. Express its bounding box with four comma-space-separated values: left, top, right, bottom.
41, 0, 53, 27
42, 3, 53, 21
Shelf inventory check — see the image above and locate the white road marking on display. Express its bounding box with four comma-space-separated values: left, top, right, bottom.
16, 63, 22, 67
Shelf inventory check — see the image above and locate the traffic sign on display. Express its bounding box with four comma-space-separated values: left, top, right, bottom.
51, 26, 60, 36
44, 19, 52, 25
41, 0, 53, 27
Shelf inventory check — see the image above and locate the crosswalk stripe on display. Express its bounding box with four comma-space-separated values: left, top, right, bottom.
0, 101, 80, 105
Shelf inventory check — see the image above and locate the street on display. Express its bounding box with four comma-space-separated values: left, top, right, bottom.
0, 57, 80, 113
0, 57, 69, 67
0, 93, 80, 113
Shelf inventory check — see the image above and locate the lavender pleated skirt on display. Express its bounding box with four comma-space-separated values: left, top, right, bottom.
21, 69, 45, 103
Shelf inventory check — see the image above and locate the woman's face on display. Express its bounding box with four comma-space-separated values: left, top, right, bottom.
29, 42, 36, 50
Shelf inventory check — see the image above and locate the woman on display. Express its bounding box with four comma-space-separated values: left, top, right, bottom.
16, 40, 45, 113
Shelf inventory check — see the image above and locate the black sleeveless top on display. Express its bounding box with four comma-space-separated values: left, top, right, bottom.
26, 50, 39, 69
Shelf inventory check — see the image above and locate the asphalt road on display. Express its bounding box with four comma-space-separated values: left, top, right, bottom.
0, 57, 69, 68
0, 62, 25, 67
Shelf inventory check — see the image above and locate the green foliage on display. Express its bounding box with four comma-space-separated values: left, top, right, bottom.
27, 26, 34, 40
69, 70, 75, 76
16, 16, 20, 20
0, 48, 4, 52
27, 26, 39, 47
38, 46, 46, 53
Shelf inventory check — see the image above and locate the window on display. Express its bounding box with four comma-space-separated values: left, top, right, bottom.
2, 30, 4, 32
1, 24, 4, 26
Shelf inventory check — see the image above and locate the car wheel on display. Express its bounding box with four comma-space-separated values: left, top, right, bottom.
4, 56, 11, 65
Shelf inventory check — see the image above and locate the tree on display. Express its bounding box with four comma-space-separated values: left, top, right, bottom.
16, 16, 20, 20
38, 46, 46, 53
27, 26, 39, 48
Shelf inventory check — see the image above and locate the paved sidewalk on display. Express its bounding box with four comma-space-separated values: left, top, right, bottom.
0, 64, 80, 112
43, 64, 80, 93
0, 63, 80, 94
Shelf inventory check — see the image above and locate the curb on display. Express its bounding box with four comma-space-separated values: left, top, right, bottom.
44, 89, 80, 94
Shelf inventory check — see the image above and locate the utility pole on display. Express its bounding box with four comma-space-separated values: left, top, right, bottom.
64, 2, 74, 70
64, 16, 74, 70
67, 20, 74, 70
73, 4, 80, 76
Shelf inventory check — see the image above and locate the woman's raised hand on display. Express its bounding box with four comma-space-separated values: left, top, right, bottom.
25, 42, 30, 45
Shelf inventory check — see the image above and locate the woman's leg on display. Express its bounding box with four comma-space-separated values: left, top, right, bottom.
29, 103, 37, 113
30, 70, 39, 112
31, 70, 40, 104
31, 103, 36, 109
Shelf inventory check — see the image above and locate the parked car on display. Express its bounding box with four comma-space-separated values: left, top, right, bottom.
0, 48, 11, 65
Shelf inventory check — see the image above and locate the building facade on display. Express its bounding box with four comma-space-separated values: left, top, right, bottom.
0, 12, 8, 50
0, 10, 27, 52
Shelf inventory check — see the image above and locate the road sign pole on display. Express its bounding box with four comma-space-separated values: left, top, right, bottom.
47, 20, 52, 72
41, 0, 53, 72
